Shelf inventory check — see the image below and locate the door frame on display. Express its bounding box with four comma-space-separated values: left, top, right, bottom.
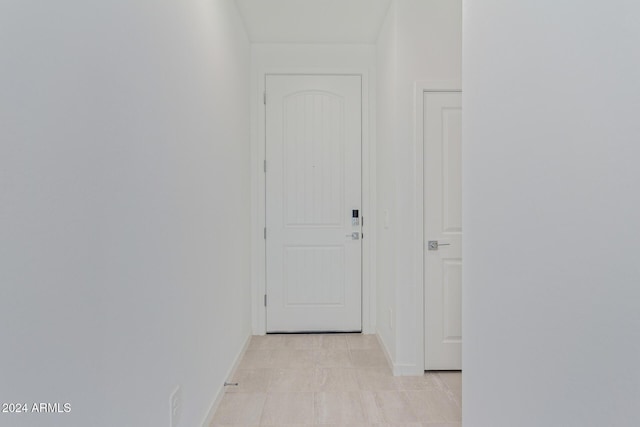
414, 80, 462, 370
252, 68, 376, 335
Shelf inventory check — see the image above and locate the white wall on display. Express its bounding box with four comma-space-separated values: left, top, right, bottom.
463, 2, 640, 426
375, 0, 462, 374
250, 44, 377, 334
375, 2, 399, 363
251, 43, 377, 69
0, 1, 251, 426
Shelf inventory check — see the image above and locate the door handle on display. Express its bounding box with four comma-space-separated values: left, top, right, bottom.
427, 241, 450, 250
346, 232, 360, 240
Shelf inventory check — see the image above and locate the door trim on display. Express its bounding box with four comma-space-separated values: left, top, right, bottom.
414, 80, 461, 371
252, 68, 376, 335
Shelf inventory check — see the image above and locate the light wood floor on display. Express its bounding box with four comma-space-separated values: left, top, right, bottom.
210, 334, 461, 426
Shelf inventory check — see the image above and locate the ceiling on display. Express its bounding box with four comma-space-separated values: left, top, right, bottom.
234, 0, 392, 44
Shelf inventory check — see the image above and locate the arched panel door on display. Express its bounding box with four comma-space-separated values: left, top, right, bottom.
265, 75, 362, 332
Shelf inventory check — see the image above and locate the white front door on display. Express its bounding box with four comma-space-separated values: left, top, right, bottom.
265, 75, 362, 332
424, 91, 463, 370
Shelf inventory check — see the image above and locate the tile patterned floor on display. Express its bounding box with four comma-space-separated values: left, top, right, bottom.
210, 334, 461, 427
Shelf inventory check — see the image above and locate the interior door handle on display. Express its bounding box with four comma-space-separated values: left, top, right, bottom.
347, 232, 360, 240
427, 241, 450, 250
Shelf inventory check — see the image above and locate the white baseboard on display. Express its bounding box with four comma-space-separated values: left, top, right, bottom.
375, 333, 395, 374
200, 334, 252, 427
375, 333, 423, 376
393, 363, 424, 376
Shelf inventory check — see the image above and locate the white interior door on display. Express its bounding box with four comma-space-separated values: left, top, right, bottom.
265, 75, 362, 332
424, 91, 462, 370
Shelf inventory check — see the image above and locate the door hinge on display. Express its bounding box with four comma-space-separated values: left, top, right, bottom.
263, 91, 266, 105
263, 159, 267, 173
264, 227, 266, 239
264, 294, 267, 306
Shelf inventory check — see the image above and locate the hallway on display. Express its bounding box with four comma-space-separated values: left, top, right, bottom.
210, 334, 461, 426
